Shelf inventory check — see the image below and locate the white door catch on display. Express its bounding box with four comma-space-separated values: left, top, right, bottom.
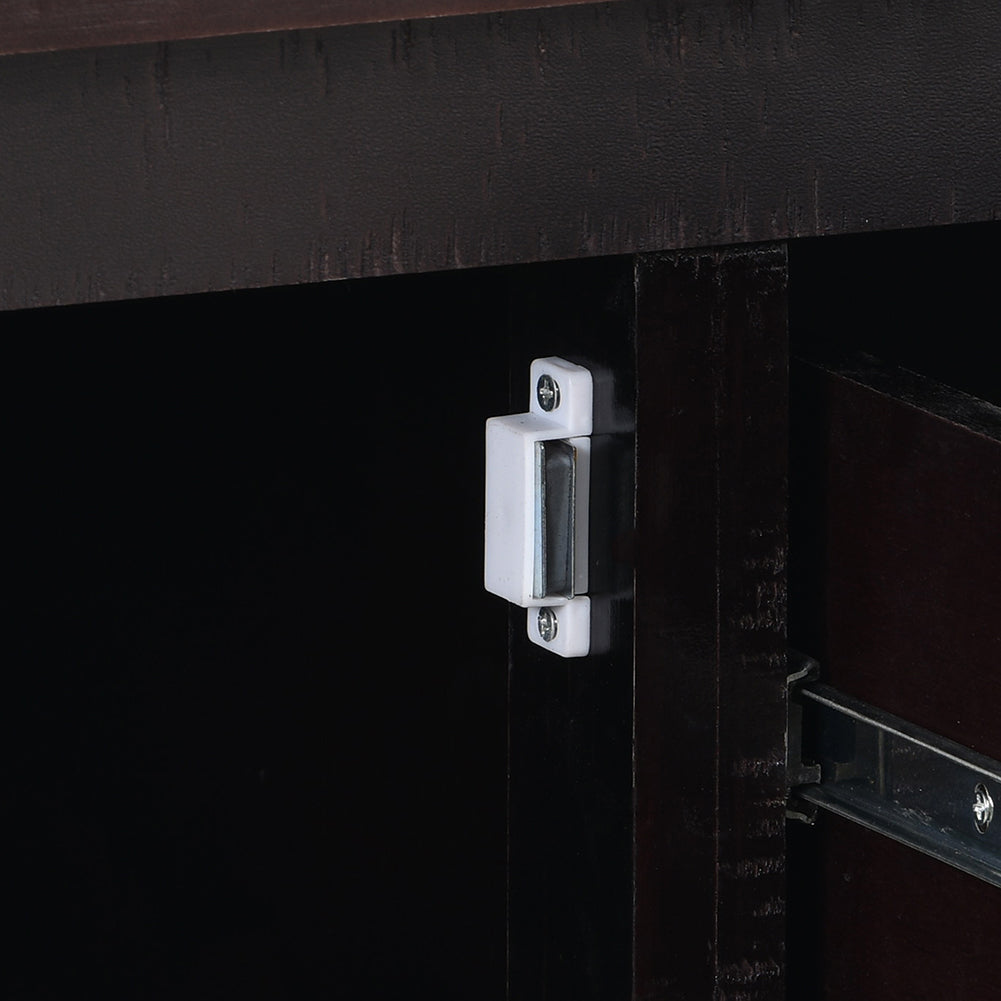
484, 357, 592, 657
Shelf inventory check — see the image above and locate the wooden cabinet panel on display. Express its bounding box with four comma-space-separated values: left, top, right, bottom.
0, 0, 611, 56
506, 245, 790, 1000
789, 351, 1001, 1000
4, 6, 1001, 310
634, 246, 789, 1001
5, 0, 1000, 985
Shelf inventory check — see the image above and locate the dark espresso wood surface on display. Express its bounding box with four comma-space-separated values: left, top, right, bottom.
792, 354, 1001, 757
789, 354, 1001, 1001
0, 0, 609, 56
794, 814, 1001, 1001
634, 245, 789, 1000
3, 1, 1001, 310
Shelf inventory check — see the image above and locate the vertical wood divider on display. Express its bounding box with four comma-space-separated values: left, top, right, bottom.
634, 245, 789, 1000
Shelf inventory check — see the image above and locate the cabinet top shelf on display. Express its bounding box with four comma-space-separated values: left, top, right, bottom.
2, 0, 998, 313
0, 0, 609, 56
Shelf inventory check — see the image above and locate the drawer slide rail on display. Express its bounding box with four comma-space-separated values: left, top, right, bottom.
788, 655, 1001, 888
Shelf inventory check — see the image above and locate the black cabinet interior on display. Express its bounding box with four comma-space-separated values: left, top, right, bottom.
8, 268, 519, 998
8, 218, 998, 998
505, 255, 636, 1001
7, 254, 638, 999
789, 220, 1000, 404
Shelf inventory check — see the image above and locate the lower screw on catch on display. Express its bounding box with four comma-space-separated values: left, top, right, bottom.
537, 607, 558, 642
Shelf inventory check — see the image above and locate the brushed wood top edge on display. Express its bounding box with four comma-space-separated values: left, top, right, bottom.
794, 350, 1001, 444
0, 0, 613, 56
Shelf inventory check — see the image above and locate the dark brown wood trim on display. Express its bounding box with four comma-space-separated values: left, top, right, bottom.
3, 2, 999, 311
634, 244, 789, 1000
0, 0, 613, 57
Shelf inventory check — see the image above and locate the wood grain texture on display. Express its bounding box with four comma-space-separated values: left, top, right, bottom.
787, 228, 1001, 1001
792, 813, 1001, 1001
634, 245, 788, 1000
788, 354, 1001, 1001
0, 0, 612, 56
792, 354, 1001, 757
2, 0, 1001, 310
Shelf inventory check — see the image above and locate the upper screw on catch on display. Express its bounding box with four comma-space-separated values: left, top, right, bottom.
536, 374, 560, 412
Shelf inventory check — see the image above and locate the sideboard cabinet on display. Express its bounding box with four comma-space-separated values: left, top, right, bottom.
5, 3, 999, 999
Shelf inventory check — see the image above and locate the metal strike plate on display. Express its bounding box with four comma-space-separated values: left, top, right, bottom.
484, 357, 591, 657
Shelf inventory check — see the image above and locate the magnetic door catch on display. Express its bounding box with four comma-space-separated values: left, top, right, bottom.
484, 357, 592, 658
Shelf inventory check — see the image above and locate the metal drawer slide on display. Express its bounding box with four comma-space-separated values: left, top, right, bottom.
788, 655, 1001, 888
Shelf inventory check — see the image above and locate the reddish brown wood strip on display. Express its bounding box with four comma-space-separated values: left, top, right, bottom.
804, 815, 1001, 1001
788, 353, 1001, 1001
793, 354, 1001, 757
0, 0, 611, 56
